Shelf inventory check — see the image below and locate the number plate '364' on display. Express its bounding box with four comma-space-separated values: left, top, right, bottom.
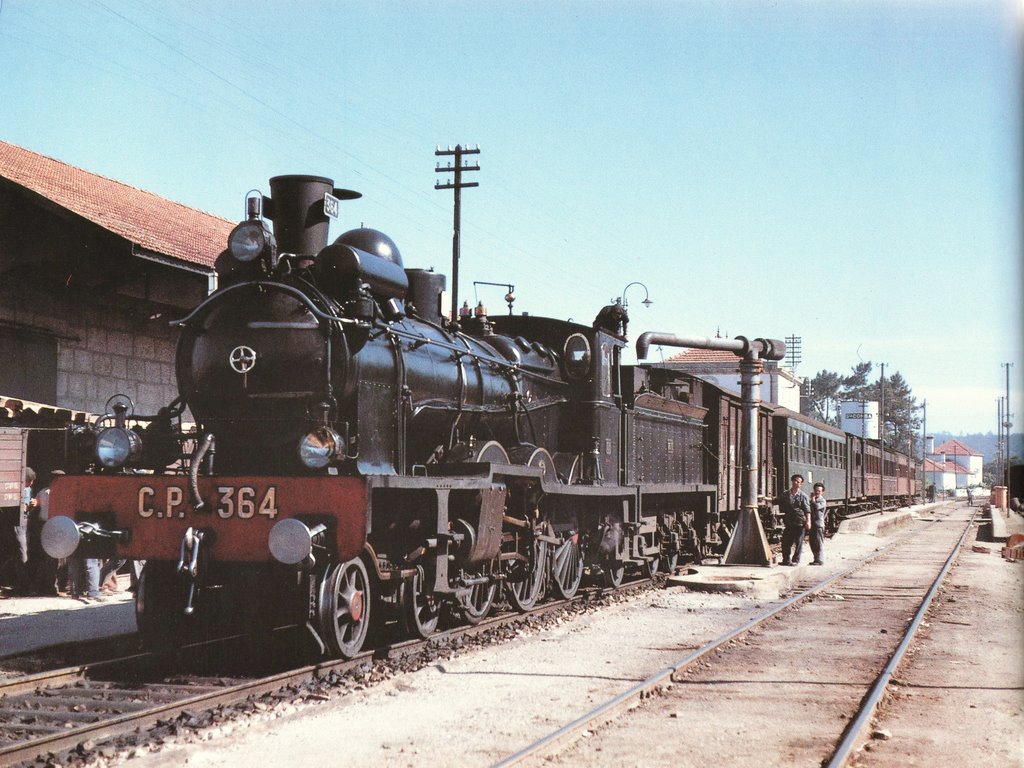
137, 485, 280, 520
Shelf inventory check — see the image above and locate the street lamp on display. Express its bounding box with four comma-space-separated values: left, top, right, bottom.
618, 282, 652, 310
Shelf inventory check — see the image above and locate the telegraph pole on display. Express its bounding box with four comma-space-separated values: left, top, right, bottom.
880, 362, 886, 511
435, 144, 480, 321
1003, 362, 1014, 488
784, 334, 802, 371
920, 398, 926, 502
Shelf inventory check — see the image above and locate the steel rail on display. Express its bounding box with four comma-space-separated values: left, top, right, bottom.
0, 651, 152, 698
825, 507, 978, 767
492, 505, 962, 767
0, 577, 652, 767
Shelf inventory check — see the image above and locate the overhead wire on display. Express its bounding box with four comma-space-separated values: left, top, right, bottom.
7, 0, 649, 310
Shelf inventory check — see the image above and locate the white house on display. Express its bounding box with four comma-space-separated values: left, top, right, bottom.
930, 439, 984, 487
660, 348, 802, 410
923, 457, 970, 494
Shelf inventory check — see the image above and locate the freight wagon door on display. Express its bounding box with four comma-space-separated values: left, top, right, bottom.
0, 428, 27, 507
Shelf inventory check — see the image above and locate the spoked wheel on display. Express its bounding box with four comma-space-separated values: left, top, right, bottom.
400, 569, 440, 639
664, 551, 679, 574
318, 557, 371, 658
643, 554, 661, 579
458, 579, 497, 625
506, 539, 547, 612
472, 440, 510, 465
550, 533, 584, 599
601, 556, 624, 588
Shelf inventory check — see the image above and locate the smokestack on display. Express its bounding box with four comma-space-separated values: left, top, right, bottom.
263, 175, 360, 256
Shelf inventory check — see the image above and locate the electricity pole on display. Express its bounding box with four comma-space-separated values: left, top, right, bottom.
919, 398, 926, 502
880, 362, 886, 511
435, 144, 480, 321
784, 334, 802, 371
1003, 362, 1014, 488
995, 399, 1003, 489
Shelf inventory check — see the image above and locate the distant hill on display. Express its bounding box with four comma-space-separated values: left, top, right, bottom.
930, 432, 1023, 464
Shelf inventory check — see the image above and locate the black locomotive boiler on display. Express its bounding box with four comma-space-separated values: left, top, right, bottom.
42, 174, 723, 657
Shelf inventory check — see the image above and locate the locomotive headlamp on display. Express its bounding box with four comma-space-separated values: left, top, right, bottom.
269, 519, 327, 565
298, 426, 343, 469
95, 426, 143, 469
228, 220, 275, 264
41, 516, 128, 560
41, 516, 83, 559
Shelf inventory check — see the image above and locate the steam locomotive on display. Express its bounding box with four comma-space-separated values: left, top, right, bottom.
42, 175, 728, 656
41, 174, 919, 659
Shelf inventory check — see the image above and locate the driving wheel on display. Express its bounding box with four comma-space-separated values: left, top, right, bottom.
319, 557, 371, 658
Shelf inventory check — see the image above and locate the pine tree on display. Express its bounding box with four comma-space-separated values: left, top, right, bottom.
801, 361, 921, 454
802, 370, 842, 425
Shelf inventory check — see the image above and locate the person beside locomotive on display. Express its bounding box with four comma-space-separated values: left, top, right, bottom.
808, 482, 826, 565
776, 474, 810, 566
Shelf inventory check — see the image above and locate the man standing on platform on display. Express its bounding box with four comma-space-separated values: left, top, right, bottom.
777, 474, 810, 566
808, 483, 827, 565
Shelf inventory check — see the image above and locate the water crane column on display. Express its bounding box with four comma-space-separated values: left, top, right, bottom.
636, 332, 787, 566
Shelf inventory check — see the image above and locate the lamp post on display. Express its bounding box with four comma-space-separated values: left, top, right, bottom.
618, 282, 652, 311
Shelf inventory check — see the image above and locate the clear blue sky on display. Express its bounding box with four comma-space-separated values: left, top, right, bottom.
0, 0, 1020, 435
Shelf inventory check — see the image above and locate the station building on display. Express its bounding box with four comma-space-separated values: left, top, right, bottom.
926, 438, 984, 488
661, 347, 803, 410
922, 456, 972, 494
0, 141, 229, 421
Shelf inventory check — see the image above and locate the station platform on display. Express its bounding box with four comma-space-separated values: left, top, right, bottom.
0, 578, 136, 659
668, 504, 934, 599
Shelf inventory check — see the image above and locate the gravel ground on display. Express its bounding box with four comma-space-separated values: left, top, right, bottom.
11, 504, 1019, 768
97, 521, 899, 767
855, 527, 1024, 767
545, 504, 1023, 768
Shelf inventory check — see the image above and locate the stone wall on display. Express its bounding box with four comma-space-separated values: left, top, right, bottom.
0, 280, 183, 417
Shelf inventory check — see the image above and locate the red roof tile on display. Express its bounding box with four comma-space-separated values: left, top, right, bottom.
924, 457, 971, 474
0, 141, 231, 268
933, 439, 981, 457
664, 347, 741, 364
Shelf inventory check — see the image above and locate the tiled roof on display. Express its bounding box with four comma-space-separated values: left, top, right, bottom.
924, 457, 971, 474
0, 141, 231, 268
933, 438, 981, 457
664, 347, 741, 364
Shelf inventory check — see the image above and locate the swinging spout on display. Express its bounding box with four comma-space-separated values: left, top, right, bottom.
635, 332, 785, 362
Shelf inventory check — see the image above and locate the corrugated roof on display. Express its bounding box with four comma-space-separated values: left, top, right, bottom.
933, 438, 981, 457
0, 140, 231, 268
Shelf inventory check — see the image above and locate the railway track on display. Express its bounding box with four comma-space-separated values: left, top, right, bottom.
0, 578, 652, 767
499, 504, 977, 767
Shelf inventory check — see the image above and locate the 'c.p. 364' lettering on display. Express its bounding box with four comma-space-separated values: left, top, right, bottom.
137, 486, 279, 520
